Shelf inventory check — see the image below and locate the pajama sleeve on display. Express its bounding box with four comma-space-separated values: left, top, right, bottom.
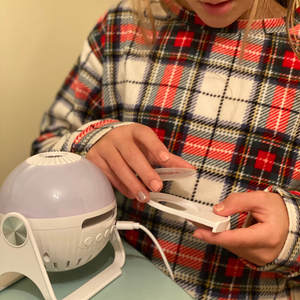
31, 13, 132, 156
241, 186, 300, 282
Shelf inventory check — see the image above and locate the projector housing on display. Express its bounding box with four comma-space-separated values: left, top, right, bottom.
24, 205, 117, 272
0, 152, 117, 272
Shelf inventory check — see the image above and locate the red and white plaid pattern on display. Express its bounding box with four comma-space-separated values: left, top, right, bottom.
32, 0, 300, 298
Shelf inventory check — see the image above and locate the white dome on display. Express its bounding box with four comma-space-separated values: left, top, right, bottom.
0, 152, 115, 218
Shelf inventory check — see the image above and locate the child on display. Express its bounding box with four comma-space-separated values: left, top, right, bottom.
32, 0, 300, 298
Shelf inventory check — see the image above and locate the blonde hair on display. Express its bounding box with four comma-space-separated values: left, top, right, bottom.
133, 0, 300, 60
287, 0, 300, 59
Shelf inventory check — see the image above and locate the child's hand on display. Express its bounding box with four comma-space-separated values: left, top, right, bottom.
193, 191, 289, 266
86, 124, 195, 202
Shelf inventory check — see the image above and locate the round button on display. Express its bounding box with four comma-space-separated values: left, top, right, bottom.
3, 216, 27, 247
104, 229, 110, 239
84, 237, 93, 247
96, 233, 103, 243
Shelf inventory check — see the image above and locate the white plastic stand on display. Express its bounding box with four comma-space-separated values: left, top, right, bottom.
0, 212, 125, 300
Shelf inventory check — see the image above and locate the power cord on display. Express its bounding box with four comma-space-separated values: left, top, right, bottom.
116, 221, 174, 280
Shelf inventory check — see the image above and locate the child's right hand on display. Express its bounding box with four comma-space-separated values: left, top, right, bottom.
86, 123, 196, 202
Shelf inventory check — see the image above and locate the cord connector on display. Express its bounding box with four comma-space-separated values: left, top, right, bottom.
115, 221, 140, 230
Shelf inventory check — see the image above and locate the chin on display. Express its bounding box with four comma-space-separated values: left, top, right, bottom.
204, 20, 236, 28
197, 14, 239, 28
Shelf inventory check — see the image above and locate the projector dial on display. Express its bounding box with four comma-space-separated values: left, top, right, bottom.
2, 216, 27, 246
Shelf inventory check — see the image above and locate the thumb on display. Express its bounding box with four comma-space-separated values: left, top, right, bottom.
213, 192, 259, 217
165, 153, 197, 170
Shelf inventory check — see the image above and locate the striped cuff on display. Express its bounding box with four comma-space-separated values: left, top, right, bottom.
53, 119, 134, 156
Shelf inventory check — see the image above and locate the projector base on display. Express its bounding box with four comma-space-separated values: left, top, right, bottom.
0, 212, 126, 300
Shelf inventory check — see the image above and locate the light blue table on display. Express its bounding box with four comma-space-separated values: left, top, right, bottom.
0, 240, 193, 300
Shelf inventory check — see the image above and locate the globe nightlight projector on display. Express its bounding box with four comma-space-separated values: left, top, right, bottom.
0, 151, 126, 300
0, 151, 230, 299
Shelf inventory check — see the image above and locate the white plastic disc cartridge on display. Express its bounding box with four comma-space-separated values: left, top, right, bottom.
148, 192, 230, 233
154, 168, 197, 181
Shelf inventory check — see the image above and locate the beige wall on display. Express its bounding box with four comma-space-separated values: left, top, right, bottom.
0, 0, 120, 185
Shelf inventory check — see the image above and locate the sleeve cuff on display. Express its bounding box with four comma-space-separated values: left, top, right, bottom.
52, 119, 134, 156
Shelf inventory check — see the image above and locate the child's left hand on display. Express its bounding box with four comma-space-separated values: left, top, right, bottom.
193, 191, 289, 266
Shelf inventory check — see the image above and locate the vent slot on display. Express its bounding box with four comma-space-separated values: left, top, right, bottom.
44, 155, 63, 158
66, 261, 70, 269
53, 263, 58, 270
76, 258, 82, 266
43, 252, 51, 263
86, 255, 93, 263
82, 209, 114, 229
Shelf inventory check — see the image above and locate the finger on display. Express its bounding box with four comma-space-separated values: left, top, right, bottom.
88, 154, 135, 199
131, 124, 171, 163
162, 153, 197, 169
101, 146, 150, 202
117, 141, 163, 192
131, 125, 196, 169
213, 191, 270, 217
193, 223, 268, 249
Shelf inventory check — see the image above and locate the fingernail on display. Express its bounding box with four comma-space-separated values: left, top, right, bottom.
150, 179, 162, 192
159, 150, 170, 162
137, 191, 147, 202
214, 202, 225, 212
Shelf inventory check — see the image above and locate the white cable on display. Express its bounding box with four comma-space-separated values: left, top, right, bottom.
116, 221, 174, 281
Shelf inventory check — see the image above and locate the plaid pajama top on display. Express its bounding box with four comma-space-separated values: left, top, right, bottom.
32, 0, 300, 298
